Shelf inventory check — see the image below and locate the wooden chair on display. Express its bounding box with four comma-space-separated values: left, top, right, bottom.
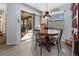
35, 32, 48, 55
51, 29, 63, 55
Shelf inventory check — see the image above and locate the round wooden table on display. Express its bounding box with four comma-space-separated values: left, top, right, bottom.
38, 29, 59, 52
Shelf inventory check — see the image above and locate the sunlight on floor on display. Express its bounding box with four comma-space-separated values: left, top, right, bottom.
21, 30, 32, 41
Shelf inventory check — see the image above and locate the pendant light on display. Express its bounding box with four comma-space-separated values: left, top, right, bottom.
43, 3, 51, 19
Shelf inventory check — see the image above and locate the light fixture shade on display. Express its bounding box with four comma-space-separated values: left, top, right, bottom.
43, 11, 51, 18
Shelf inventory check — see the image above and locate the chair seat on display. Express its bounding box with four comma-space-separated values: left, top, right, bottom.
49, 35, 58, 41
36, 38, 47, 45
53, 35, 58, 38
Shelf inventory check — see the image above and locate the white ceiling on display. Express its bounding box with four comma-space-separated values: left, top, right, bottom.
26, 3, 67, 11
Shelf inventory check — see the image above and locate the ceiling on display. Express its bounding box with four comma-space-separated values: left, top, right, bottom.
21, 10, 32, 20
26, 3, 67, 11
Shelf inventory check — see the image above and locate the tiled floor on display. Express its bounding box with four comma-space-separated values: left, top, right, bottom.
0, 39, 72, 56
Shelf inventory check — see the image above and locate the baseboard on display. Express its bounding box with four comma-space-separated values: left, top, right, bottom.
6, 42, 20, 45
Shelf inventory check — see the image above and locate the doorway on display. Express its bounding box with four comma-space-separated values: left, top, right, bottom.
0, 10, 5, 44
21, 10, 32, 41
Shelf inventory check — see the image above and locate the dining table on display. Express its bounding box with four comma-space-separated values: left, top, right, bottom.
38, 29, 60, 52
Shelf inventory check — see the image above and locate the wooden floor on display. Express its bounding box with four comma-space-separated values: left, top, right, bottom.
0, 39, 72, 56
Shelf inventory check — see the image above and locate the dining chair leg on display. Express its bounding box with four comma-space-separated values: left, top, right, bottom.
59, 41, 61, 50
49, 40, 51, 52
60, 42, 61, 49
35, 41, 37, 51
57, 42, 59, 56
40, 45, 42, 56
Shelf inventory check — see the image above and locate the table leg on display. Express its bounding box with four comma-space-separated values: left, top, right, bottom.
45, 36, 51, 52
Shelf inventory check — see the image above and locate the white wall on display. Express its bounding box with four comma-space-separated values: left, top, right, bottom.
35, 14, 41, 28
59, 4, 72, 41
6, 4, 21, 44
0, 3, 6, 10
6, 3, 41, 44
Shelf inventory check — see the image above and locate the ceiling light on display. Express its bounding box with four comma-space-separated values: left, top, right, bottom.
43, 3, 51, 19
